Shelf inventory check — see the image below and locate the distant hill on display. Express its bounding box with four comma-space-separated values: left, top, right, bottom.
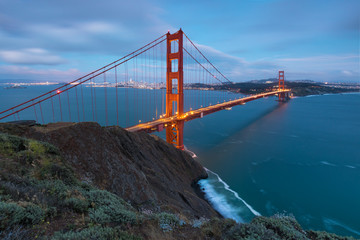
188, 79, 358, 97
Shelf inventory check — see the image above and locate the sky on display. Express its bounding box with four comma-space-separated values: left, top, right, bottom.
0, 0, 359, 83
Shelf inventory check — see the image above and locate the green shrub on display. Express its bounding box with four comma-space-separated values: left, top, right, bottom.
51, 226, 142, 240
156, 212, 180, 232
0, 201, 45, 228
306, 230, 356, 240
83, 189, 131, 209
79, 189, 139, 225
224, 222, 277, 240
111, 208, 138, 225
88, 205, 138, 225
88, 208, 111, 224
0, 133, 26, 156
0, 133, 74, 184
0, 225, 31, 239
63, 197, 89, 213
41, 141, 60, 155
28, 140, 46, 155
251, 214, 307, 240
46, 206, 57, 218
36, 162, 76, 184
36, 180, 69, 199
201, 218, 236, 238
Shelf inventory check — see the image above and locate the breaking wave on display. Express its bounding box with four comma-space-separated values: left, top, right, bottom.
198, 168, 261, 223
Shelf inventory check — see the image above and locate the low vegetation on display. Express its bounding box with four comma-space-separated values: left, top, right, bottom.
0, 132, 356, 239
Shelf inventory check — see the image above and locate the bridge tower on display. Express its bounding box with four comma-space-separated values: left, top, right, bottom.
278, 70, 286, 101
165, 29, 184, 150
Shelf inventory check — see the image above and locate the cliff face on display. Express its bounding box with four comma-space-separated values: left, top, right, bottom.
0, 122, 218, 219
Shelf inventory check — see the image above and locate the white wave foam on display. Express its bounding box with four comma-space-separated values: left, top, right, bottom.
289, 134, 299, 138
345, 165, 356, 169
320, 161, 337, 167
183, 145, 197, 158
198, 179, 244, 222
205, 168, 261, 217
323, 217, 360, 236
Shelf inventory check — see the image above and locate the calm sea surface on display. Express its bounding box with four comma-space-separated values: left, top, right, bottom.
1, 85, 359, 237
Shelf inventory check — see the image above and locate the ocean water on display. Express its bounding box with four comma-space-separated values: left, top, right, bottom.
185, 93, 360, 238
1, 85, 359, 237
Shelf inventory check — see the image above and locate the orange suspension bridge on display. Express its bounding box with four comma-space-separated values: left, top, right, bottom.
0, 29, 291, 150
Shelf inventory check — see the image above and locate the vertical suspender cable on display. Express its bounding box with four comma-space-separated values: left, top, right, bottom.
104, 70, 108, 126
90, 76, 95, 121
67, 90, 71, 122
51, 94, 55, 122
58, 93, 63, 122
81, 84, 85, 121
39, 102, 44, 124
33, 101, 38, 123
115, 66, 119, 126
94, 76, 98, 122
75, 86, 80, 122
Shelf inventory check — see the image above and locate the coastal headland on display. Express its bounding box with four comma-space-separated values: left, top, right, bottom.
0, 122, 356, 239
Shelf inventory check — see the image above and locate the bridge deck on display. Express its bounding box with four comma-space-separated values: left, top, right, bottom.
126, 89, 291, 133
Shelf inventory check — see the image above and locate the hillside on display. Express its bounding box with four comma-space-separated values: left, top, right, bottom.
188, 80, 358, 97
0, 122, 356, 239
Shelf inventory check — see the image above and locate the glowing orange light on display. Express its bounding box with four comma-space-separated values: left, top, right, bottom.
57, 90, 61, 94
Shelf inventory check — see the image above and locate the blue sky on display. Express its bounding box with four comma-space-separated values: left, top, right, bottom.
0, 0, 359, 82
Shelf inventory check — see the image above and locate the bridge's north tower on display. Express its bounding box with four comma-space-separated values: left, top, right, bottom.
165, 29, 184, 149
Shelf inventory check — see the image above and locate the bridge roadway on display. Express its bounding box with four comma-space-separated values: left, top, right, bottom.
126, 89, 291, 133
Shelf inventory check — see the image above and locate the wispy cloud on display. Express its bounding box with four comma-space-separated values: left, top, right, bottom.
0, 65, 82, 81
278, 55, 359, 62
189, 41, 280, 81
0, 48, 67, 65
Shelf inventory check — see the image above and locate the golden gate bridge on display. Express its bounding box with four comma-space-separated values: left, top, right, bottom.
0, 29, 291, 150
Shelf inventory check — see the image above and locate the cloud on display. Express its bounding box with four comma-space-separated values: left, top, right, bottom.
278, 55, 358, 62
0, 48, 67, 65
0, 0, 173, 55
0, 65, 82, 82
274, 54, 360, 82
185, 40, 360, 82
186, 41, 280, 81
0, 0, 358, 83
275, 54, 359, 72
342, 70, 357, 77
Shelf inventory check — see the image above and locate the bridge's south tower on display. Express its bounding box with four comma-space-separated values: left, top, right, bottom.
278, 70, 286, 101
165, 29, 184, 149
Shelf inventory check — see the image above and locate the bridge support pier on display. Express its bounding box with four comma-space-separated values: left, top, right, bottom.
278, 70, 290, 101
165, 29, 184, 150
